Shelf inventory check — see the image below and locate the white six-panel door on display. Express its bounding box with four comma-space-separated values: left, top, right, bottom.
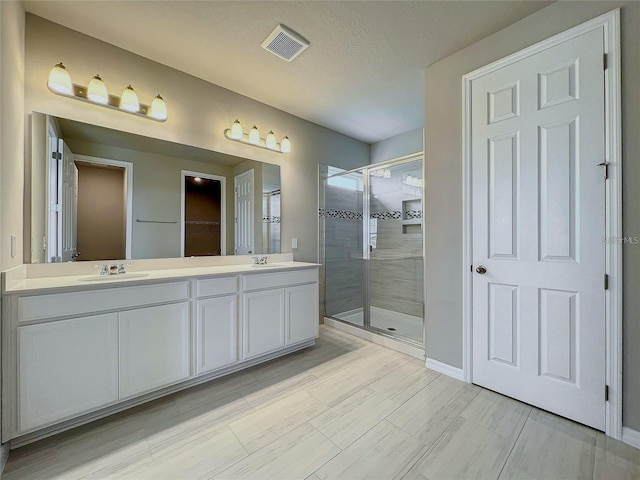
471, 27, 606, 429
234, 169, 254, 255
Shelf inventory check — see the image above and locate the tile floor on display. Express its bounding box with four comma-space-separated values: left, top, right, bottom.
3, 326, 640, 479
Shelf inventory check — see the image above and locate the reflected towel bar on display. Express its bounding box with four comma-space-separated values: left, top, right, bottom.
136, 219, 178, 224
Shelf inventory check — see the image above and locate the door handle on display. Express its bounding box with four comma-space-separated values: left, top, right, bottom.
476, 265, 487, 274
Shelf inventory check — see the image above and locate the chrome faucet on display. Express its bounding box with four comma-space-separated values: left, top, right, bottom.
252, 256, 260, 265
97, 263, 128, 275
252, 256, 269, 265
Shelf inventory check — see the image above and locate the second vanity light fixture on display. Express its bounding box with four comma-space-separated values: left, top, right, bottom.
224, 120, 291, 154
47, 63, 168, 122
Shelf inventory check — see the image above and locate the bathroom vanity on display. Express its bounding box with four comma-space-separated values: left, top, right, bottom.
1, 255, 319, 446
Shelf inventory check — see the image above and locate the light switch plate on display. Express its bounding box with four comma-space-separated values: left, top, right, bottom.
292, 238, 298, 249
10, 234, 16, 258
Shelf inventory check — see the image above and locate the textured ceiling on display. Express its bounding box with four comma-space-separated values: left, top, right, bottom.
23, 1, 551, 144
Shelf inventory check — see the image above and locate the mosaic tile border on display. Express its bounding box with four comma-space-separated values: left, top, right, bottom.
319, 209, 423, 221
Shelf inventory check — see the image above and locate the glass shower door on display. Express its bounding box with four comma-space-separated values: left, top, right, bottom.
323, 168, 366, 327
367, 159, 424, 343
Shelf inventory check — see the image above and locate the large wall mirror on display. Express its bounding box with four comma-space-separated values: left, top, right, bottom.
30, 112, 281, 263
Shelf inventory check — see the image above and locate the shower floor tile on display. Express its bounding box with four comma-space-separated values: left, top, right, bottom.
333, 306, 423, 342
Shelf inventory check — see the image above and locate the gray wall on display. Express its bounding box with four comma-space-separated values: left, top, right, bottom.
24, 14, 369, 264
63, 138, 243, 258
1, 1, 25, 271
0, 0, 25, 461
370, 127, 423, 164
424, 1, 640, 430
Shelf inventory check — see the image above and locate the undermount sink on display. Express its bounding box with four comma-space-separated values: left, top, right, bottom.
78, 273, 150, 282
250, 263, 285, 269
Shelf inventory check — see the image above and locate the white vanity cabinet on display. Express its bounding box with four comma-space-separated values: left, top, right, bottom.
18, 313, 119, 432
286, 282, 319, 345
243, 288, 286, 359
196, 294, 239, 374
195, 276, 240, 374
242, 269, 319, 359
119, 302, 191, 398
3, 264, 319, 445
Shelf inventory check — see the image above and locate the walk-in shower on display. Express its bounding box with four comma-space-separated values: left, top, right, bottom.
319, 154, 424, 346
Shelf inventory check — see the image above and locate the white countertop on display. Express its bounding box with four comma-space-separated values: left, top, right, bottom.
4, 261, 319, 294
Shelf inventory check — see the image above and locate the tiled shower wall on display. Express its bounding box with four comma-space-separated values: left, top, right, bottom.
370, 217, 423, 317
319, 164, 424, 320
320, 180, 365, 318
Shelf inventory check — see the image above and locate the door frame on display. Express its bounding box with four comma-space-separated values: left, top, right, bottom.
461, 10, 622, 438
74, 155, 134, 260
180, 170, 226, 257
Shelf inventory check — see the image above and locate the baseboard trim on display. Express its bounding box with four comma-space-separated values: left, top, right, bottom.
0, 442, 9, 475
425, 357, 465, 381
622, 427, 640, 449
323, 317, 424, 359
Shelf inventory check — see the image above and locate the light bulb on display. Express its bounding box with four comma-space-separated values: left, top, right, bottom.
87, 74, 108, 104
280, 136, 291, 153
48, 62, 73, 95
249, 125, 260, 145
230, 119, 243, 140
149, 94, 167, 120
265, 131, 277, 150
119, 85, 140, 112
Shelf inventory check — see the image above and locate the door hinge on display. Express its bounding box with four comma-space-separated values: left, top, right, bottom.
604, 274, 609, 290
603, 53, 608, 70
51, 152, 62, 160
597, 162, 609, 180
605, 385, 609, 401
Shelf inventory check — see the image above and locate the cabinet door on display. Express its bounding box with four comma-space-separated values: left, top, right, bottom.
119, 302, 190, 399
18, 314, 118, 432
242, 289, 285, 359
196, 295, 238, 375
286, 283, 319, 345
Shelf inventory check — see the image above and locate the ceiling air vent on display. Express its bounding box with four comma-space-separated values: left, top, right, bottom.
261, 24, 309, 62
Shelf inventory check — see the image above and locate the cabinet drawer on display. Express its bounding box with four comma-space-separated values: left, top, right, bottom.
243, 268, 317, 291
18, 281, 190, 322
196, 276, 238, 298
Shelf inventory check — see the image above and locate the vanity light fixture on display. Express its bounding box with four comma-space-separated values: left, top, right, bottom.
119, 85, 140, 112
230, 119, 244, 140
280, 136, 291, 153
46, 62, 168, 122
149, 94, 167, 120
224, 120, 291, 154
47, 62, 73, 95
248, 125, 260, 145
265, 131, 277, 150
87, 74, 108, 104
